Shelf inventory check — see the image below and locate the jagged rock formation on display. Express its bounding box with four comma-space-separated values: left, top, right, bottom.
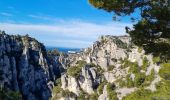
54, 35, 163, 100
61, 64, 100, 95
0, 31, 61, 100
0, 31, 167, 100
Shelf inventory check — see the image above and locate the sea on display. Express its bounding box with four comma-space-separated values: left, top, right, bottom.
46, 46, 81, 53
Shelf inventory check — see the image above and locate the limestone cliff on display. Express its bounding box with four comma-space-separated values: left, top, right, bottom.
54, 35, 163, 100
0, 31, 61, 100
0, 31, 167, 100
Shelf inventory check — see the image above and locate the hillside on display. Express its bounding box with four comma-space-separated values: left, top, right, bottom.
52, 35, 170, 100
0, 31, 170, 100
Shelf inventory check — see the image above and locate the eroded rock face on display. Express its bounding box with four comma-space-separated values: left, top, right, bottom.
61, 74, 80, 95
61, 65, 100, 95
66, 36, 129, 71
58, 35, 162, 100
1, 32, 162, 100
80, 66, 96, 94
0, 32, 61, 100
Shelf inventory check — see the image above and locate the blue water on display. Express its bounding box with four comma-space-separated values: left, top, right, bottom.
46, 46, 81, 53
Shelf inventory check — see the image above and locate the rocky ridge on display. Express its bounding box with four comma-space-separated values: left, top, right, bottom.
0, 31, 166, 100
54, 35, 162, 100
0, 31, 62, 100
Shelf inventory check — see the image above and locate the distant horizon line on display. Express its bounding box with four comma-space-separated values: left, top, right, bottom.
45, 46, 83, 49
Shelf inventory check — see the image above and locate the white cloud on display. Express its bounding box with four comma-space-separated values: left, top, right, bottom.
0, 20, 132, 48
0, 12, 13, 17
28, 14, 66, 23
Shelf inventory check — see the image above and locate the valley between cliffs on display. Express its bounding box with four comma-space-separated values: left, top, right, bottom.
0, 31, 170, 100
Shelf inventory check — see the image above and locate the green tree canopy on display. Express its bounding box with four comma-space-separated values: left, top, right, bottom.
89, 0, 170, 61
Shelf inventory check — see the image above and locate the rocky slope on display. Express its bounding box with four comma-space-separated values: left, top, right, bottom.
0, 31, 62, 100
53, 35, 164, 100
1, 31, 169, 100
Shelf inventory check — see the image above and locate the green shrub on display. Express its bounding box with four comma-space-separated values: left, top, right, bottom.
52, 82, 63, 100
47, 49, 60, 56
159, 63, 170, 80
55, 78, 61, 86
61, 90, 76, 98
143, 69, 155, 86
134, 73, 146, 87
123, 80, 170, 100
121, 58, 133, 69
97, 82, 105, 95
106, 83, 118, 100
111, 58, 117, 62
117, 75, 134, 88
0, 88, 22, 100
52, 85, 62, 94
128, 62, 140, 74
90, 93, 98, 100
153, 56, 160, 64
108, 65, 115, 71
76, 60, 86, 67
67, 66, 81, 77
78, 90, 89, 100
101, 36, 107, 43
126, 75, 134, 88
89, 63, 104, 75
138, 47, 143, 53
112, 38, 127, 49
141, 57, 149, 71
67, 60, 87, 77
122, 88, 152, 100
89, 63, 96, 67
153, 80, 170, 99
116, 78, 126, 88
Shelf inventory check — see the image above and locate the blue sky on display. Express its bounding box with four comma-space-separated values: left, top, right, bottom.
0, 0, 137, 48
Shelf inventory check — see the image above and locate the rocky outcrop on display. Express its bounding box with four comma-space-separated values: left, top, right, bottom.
61, 74, 80, 95
0, 31, 163, 100
80, 66, 96, 94
61, 64, 100, 95
0, 31, 61, 100
57, 35, 162, 100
